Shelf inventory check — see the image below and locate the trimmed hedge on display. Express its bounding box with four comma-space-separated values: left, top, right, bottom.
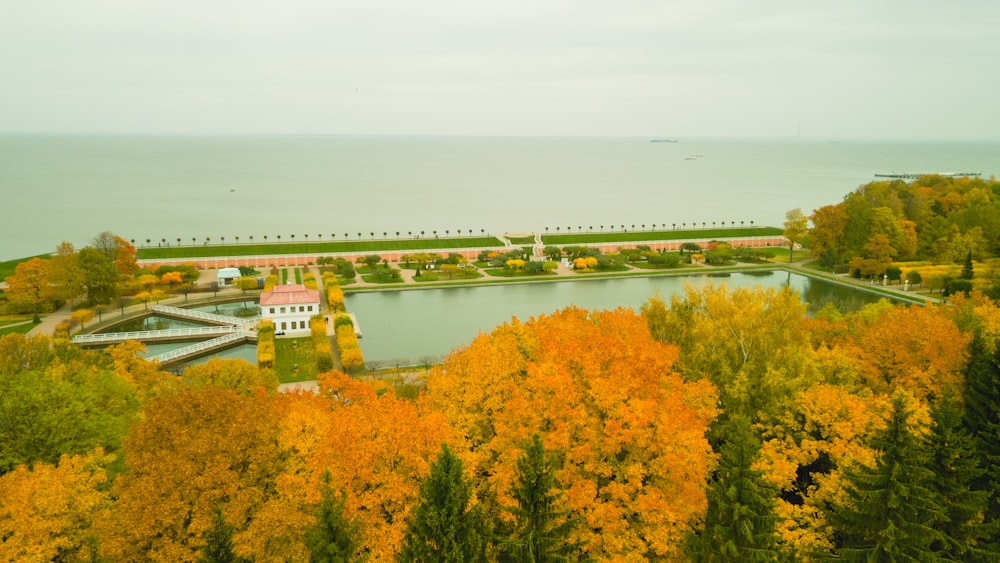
324, 275, 344, 312
257, 319, 275, 369
334, 315, 363, 373
310, 315, 333, 373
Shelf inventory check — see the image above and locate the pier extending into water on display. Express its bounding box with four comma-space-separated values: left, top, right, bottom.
874, 172, 980, 179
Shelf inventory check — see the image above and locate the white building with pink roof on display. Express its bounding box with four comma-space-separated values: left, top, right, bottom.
259, 283, 321, 335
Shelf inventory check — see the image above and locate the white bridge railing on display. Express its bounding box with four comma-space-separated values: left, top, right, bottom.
72, 326, 235, 344
150, 332, 248, 364
153, 304, 257, 326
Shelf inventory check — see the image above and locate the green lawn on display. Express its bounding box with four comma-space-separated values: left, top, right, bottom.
136, 236, 506, 260
570, 265, 631, 274
628, 263, 685, 270
482, 269, 557, 278
0, 320, 39, 336
540, 227, 782, 245
414, 269, 483, 282
769, 249, 810, 263
274, 337, 319, 383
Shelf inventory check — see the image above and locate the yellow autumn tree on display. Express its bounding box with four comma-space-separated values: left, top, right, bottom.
642, 284, 813, 419
0, 450, 113, 563
426, 306, 718, 561
104, 340, 175, 400
181, 357, 278, 396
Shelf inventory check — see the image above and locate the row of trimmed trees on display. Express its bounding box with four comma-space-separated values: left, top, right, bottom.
334, 316, 363, 373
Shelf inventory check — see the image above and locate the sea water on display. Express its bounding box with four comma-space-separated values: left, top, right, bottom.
2, 135, 998, 261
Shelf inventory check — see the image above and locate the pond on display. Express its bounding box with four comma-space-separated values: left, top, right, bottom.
190, 300, 260, 318
344, 270, 894, 365
97, 314, 211, 333
94, 300, 259, 370
98, 300, 260, 333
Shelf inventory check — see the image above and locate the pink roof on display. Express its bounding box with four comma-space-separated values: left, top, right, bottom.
260, 283, 320, 306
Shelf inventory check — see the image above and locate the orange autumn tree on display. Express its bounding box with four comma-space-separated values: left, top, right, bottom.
306, 371, 452, 561
426, 306, 718, 561
98, 386, 287, 562
256, 372, 453, 561
834, 302, 970, 401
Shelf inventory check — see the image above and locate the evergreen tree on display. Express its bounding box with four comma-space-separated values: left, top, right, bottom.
831, 393, 942, 561
685, 415, 781, 562
305, 472, 365, 563
961, 251, 974, 280
398, 444, 488, 562
498, 434, 586, 562
962, 334, 1000, 544
199, 506, 249, 563
926, 394, 997, 559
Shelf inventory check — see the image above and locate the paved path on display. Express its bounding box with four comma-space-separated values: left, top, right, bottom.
780, 260, 941, 304
28, 282, 252, 338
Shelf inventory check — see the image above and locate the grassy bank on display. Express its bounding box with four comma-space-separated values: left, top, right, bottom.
136, 236, 506, 260
0, 254, 51, 280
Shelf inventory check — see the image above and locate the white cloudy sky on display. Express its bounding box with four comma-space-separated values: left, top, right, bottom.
2, 0, 998, 139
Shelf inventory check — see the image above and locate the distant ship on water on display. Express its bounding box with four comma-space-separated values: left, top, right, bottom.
649, 138, 679, 143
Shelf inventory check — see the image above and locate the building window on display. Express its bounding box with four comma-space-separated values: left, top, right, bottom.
299, 306, 305, 312
307, 305, 313, 312
269, 307, 275, 314
280, 307, 286, 314
281, 322, 287, 330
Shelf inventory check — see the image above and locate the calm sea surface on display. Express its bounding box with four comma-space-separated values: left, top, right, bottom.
2, 136, 998, 261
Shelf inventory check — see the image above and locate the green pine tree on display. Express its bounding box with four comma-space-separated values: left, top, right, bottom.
398, 444, 488, 562
685, 415, 782, 562
831, 393, 943, 561
962, 251, 975, 280
962, 334, 1000, 548
199, 506, 249, 563
305, 472, 365, 563
926, 393, 997, 559
498, 434, 587, 562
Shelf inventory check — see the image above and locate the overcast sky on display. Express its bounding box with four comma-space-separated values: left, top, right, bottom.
2, 1, 998, 139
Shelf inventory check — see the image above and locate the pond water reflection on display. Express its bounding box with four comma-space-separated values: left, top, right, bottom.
344, 271, 893, 365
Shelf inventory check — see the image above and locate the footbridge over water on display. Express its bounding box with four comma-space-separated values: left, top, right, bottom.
73, 304, 260, 368
152, 304, 258, 327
